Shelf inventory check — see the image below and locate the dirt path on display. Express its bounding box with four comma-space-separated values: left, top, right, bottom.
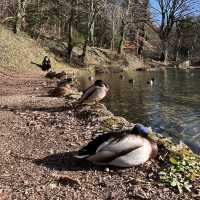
0, 72, 198, 200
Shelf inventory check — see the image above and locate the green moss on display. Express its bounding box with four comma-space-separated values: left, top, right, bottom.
100, 116, 126, 132
158, 137, 200, 193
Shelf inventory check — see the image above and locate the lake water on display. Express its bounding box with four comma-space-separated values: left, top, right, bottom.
78, 69, 200, 154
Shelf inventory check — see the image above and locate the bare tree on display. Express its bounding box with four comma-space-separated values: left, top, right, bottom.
151, 0, 198, 63
174, 17, 200, 61
113, 0, 148, 54
66, 0, 77, 62
14, 0, 30, 33
0, 0, 151, 64
89, 0, 95, 46
79, 0, 106, 63
0, 0, 16, 23
105, 4, 122, 50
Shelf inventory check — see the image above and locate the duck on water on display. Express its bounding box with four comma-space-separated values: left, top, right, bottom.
147, 78, 155, 86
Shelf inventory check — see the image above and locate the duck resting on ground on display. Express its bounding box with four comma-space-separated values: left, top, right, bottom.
74, 124, 158, 167
78, 80, 109, 104
55, 71, 67, 79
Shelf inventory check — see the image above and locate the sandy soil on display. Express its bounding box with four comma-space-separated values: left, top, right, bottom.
0, 71, 199, 200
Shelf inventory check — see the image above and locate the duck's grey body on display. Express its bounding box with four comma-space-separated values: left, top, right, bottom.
75, 125, 158, 167
79, 80, 109, 104
87, 135, 154, 167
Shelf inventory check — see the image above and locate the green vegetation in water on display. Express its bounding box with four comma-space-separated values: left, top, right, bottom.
158, 138, 200, 193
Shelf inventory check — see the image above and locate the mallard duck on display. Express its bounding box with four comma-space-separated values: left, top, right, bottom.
45, 70, 56, 79
48, 85, 74, 97
42, 56, 51, 71
147, 78, 154, 86
78, 80, 109, 104
31, 56, 52, 71
55, 71, 67, 79
57, 77, 73, 87
74, 124, 158, 167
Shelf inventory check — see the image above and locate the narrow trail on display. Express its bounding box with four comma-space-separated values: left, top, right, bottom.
0, 72, 99, 199
0, 72, 197, 200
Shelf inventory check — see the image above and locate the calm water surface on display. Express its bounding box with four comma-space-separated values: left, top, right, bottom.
78, 69, 200, 154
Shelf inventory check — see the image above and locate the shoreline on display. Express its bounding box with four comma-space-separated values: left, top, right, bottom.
0, 71, 199, 199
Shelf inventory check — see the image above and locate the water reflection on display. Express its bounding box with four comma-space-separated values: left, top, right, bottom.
78, 69, 200, 154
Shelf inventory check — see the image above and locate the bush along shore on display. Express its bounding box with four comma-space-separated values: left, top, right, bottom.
0, 72, 200, 199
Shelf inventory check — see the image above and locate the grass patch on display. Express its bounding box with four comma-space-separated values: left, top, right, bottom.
0, 25, 72, 73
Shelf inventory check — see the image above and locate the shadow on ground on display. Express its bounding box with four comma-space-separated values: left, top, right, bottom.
33, 152, 105, 172
0, 105, 68, 113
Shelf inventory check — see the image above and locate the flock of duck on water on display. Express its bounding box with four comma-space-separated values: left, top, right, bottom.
34, 56, 158, 168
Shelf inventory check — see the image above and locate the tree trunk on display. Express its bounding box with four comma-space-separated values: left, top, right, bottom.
89, 0, 95, 46
90, 21, 95, 46
117, 0, 130, 55
67, 25, 73, 62
80, 37, 89, 63
136, 28, 140, 54
14, 0, 28, 34
67, 44, 73, 62
14, 12, 22, 34
66, 0, 75, 63
175, 38, 181, 61
117, 23, 125, 55
174, 23, 181, 61
190, 33, 198, 59
160, 40, 168, 64
111, 19, 115, 50
80, 3, 98, 64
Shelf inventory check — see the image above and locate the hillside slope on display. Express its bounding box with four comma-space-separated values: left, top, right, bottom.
0, 25, 70, 73
0, 25, 153, 75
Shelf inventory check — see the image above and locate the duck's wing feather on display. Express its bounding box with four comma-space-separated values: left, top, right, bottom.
77, 130, 131, 156
78, 85, 96, 103
77, 132, 118, 156
87, 135, 145, 164
88, 145, 142, 164
77, 132, 142, 157
97, 135, 144, 153
89, 137, 152, 166
109, 143, 152, 167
